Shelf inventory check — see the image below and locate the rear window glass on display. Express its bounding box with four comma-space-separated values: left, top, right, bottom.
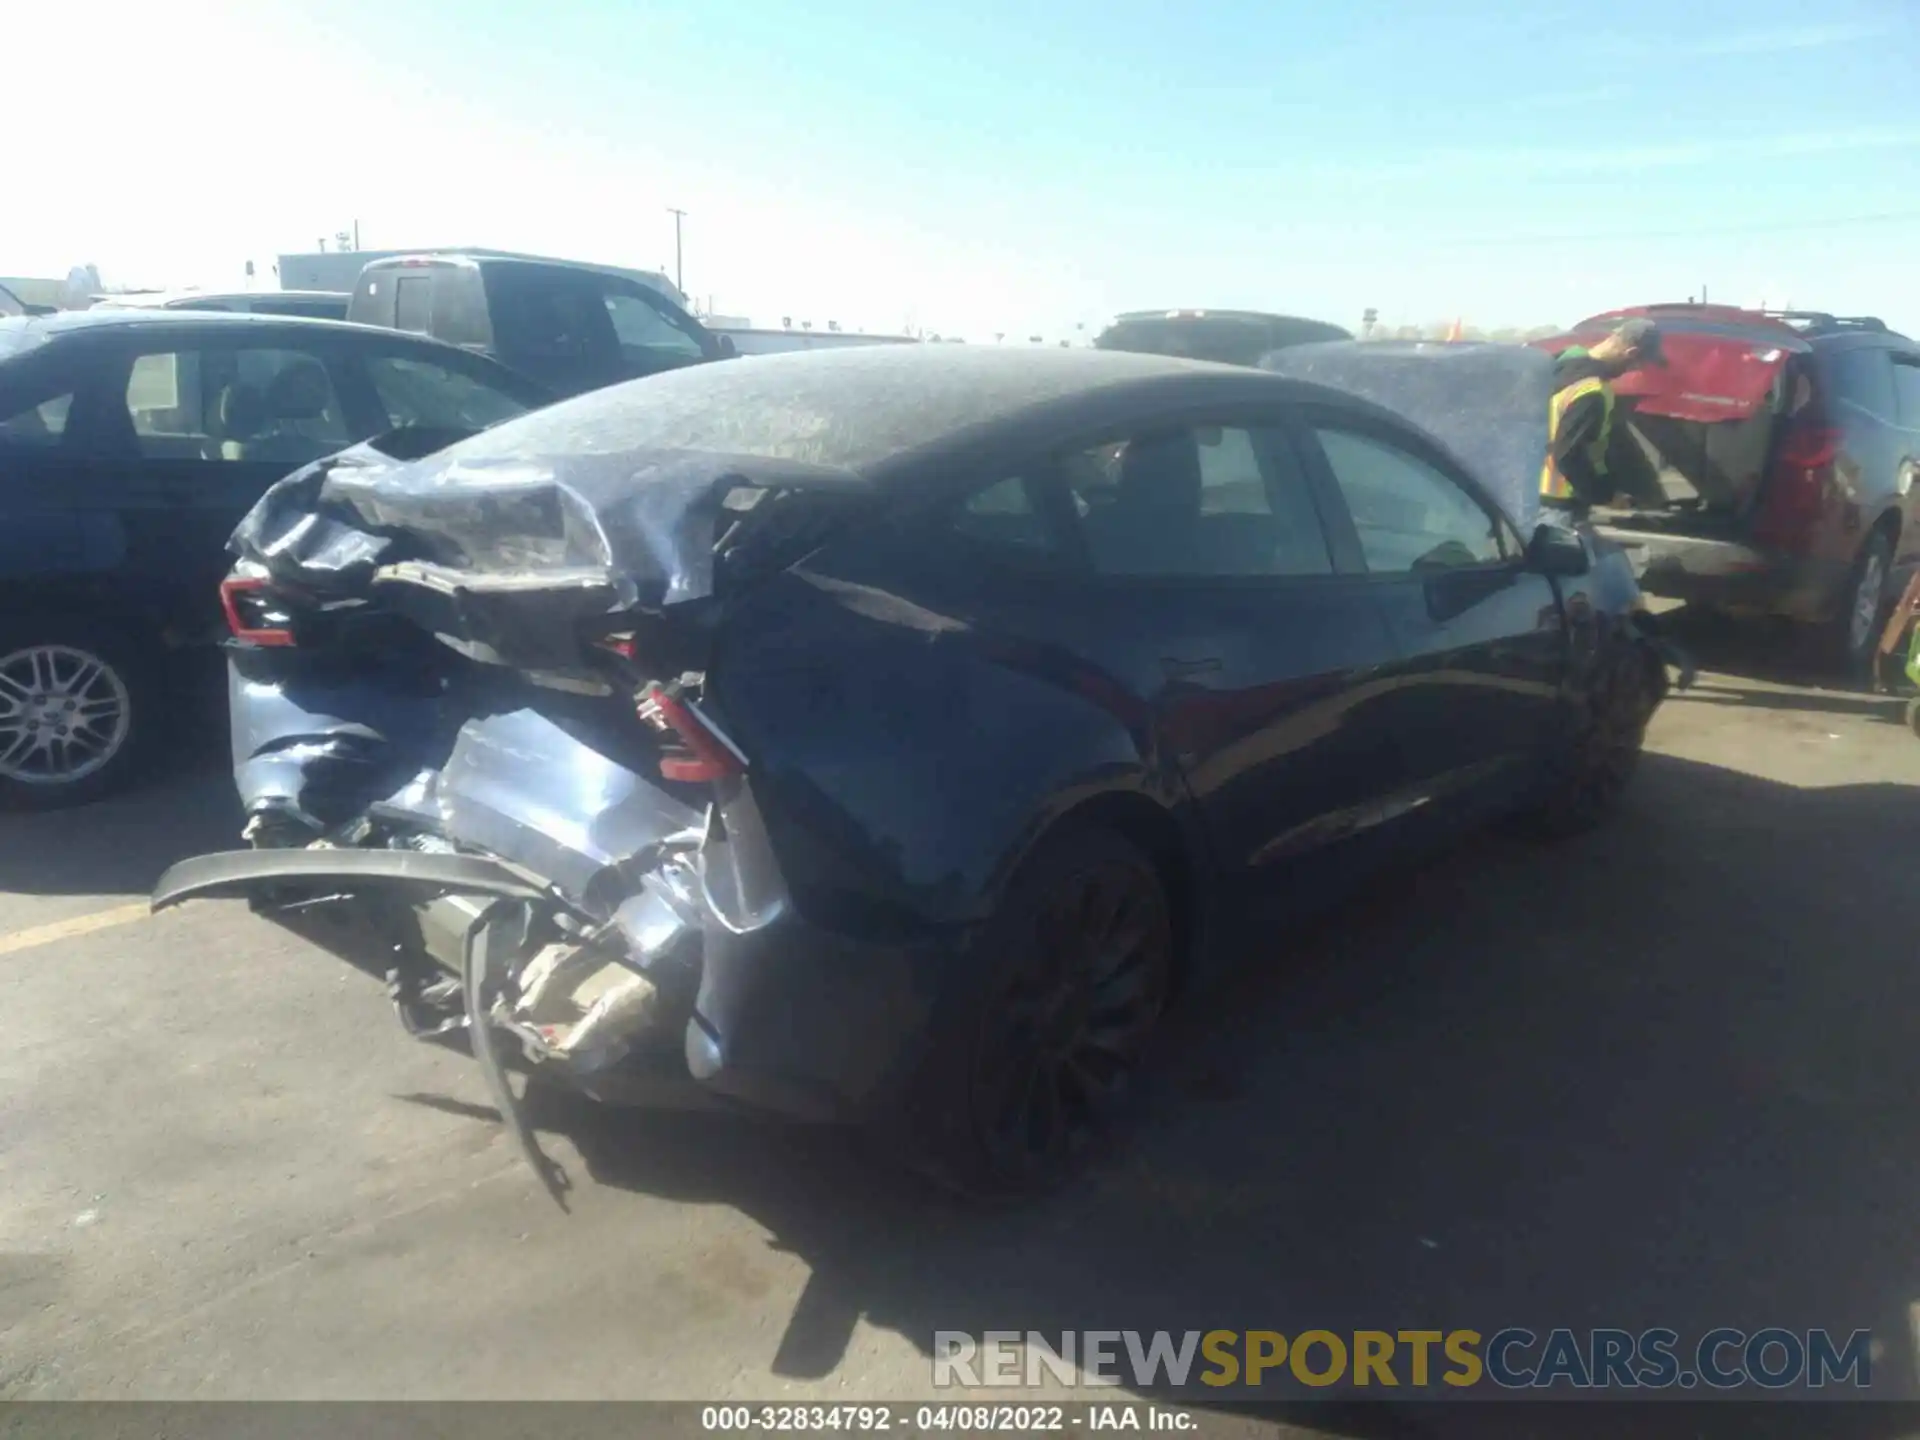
393, 275, 434, 334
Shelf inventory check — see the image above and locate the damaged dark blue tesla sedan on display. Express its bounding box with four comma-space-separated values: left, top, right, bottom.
154, 341, 1669, 1197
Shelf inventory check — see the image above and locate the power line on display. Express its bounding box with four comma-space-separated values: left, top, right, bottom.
1417, 208, 1920, 250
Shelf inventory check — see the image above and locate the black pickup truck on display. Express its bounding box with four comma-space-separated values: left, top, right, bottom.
345, 253, 734, 398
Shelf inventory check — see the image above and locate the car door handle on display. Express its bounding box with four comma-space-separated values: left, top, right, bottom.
1160, 656, 1223, 680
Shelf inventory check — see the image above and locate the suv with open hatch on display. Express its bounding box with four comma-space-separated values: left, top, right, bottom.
1539, 304, 1920, 673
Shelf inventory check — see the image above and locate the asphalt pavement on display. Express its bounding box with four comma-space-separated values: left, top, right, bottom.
5, 631, 1920, 1437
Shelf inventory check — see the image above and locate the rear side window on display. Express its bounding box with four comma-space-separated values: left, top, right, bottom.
126, 346, 352, 464
1823, 347, 1897, 423
1890, 356, 1920, 426
1062, 425, 1334, 578
1312, 426, 1506, 573
364, 354, 531, 433
484, 268, 619, 368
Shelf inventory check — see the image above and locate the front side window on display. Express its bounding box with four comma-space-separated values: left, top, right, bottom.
1312, 426, 1506, 573
946, 474, 1060, 560
126, 346, 351, 464
603, 286, 708, 362
364, 353, 531, 433
1062, 424, 1333, 578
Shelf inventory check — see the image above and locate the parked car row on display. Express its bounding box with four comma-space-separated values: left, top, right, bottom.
1539, 304, 1920, 674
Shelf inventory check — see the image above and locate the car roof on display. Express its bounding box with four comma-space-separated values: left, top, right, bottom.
1107, 307, 1351, 329
91, 289, 347, 307
0, 307, 547, 384
437, 342, 1321, 478
6, 307, 384, 335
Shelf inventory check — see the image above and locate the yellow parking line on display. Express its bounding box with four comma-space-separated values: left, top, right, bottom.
0, 902, 155, 958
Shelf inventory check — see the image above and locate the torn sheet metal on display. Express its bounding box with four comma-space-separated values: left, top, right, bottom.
1260, 340, 1553, 537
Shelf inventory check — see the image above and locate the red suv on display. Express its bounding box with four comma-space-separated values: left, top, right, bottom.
1538, 305, 1920, 672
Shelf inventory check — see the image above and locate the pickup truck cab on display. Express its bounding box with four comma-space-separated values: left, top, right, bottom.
346, 254, 731, 398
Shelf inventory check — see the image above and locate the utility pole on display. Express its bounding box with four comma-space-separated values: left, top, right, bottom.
666, 207, 687, 293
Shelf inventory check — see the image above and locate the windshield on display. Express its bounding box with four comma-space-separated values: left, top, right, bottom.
1263, 340, 1553, 534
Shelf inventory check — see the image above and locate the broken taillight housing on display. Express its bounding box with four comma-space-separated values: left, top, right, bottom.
636, 682, 747, 783
220, 575, 297, 647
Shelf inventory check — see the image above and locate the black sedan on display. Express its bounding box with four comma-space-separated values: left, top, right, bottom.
154, 342, 1668, 1197
0, 309, 550, 807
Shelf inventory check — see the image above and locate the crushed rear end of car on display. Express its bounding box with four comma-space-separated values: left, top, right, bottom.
153, 417, 948, 1191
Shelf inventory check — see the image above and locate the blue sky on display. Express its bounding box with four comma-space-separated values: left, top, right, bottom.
9, 0, 1917, 336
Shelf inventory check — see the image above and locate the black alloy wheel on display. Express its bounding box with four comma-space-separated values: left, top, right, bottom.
1835, 527, 1896, 677
1517, 640, 1656, 840
914, 826, 1174, 1198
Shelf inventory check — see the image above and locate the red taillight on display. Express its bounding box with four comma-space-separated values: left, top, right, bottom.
220, 576, 297, 647
636, 682, 746, 783
1777, 423, 1841, 470
1753, 420, 1841, 555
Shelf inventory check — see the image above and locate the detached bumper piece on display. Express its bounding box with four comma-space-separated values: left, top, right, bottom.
152, 845, 707, 1204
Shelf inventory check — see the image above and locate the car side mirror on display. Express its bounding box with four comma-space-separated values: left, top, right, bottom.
1526, 520, 1590, 577
714, 334, 737, 359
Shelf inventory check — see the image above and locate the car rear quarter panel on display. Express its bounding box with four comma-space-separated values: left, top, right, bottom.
709, 560, 1201, 940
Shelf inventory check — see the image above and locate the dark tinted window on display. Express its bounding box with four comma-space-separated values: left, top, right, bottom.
1823, 347, 1897, 422
484, 267, 622, 373
1062, 425, 1333, 578
365, 353, 531, 432
393, 276, 434, 335
946, 474, 1059, 560
125, 346, 350, 465
0, 384, 74, 446
1313, 425, 1505, 572
257, 298, 349, 320
1891, 356, 1920, 426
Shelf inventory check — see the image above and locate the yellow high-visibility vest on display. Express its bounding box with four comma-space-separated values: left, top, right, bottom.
1541, 372, 1615, 501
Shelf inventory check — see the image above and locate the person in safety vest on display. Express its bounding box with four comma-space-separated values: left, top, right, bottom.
1542, 318, 1697, 689
1541, 317, 1666, 518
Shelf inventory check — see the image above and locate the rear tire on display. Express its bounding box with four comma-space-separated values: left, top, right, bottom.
0, 617, 160, 811
1515, 639, 1657, 840
902, 825, 1175, 1200
1831, 527, 1896, 679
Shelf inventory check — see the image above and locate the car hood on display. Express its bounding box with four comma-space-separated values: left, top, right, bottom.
1260, 340, 1551, 536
